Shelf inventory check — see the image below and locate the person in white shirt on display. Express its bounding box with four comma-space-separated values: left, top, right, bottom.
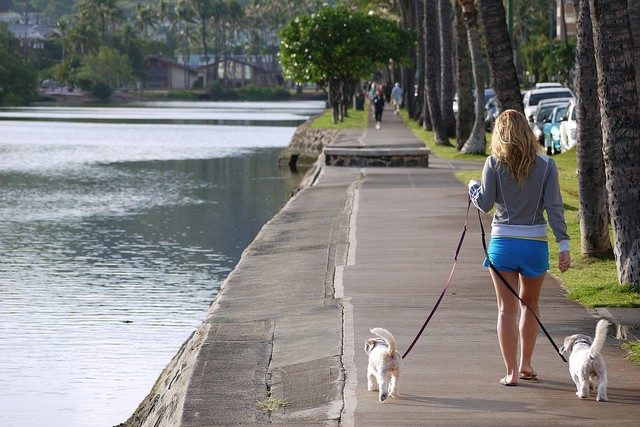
468, 109, 571, 386
390, 82, 403, 115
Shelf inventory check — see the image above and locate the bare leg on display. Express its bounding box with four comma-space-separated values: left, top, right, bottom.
490, 269, 520, 385
518, 273, 545, 377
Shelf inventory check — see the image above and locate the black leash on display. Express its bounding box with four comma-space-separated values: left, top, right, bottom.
476, 208, 568, 364
402, 199, 471, 359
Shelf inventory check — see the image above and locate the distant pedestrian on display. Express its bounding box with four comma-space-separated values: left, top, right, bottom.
468, 109, 570, 387
391, 83, 403, 115
372, 89, 385, 129
369, 82, 377, 117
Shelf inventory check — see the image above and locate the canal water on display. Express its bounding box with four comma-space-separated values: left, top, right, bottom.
0, 100, 325, 426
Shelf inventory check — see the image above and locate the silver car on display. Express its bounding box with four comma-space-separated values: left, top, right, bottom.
529, 98, 574, 147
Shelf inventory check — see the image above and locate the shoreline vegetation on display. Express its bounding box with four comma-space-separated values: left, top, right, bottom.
309, 105, 640, 364
30, 86, 327, 106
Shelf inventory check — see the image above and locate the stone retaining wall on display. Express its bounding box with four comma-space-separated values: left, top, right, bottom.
278, 121, 338, 169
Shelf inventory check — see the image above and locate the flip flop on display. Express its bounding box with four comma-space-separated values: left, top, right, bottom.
519, 372, 538, 381
500, 377, 517, 386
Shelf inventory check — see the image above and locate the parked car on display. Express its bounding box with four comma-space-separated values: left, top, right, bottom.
529, 98, 574, 146
534, 82, 563, 89
522, 86, 575, 121
543, 103, 569, 155
484, 97, 498, 132
453, 88, 494, 116
559, 99, 577, 152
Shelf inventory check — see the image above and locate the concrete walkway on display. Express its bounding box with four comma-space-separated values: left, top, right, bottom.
176, 110, 640, 426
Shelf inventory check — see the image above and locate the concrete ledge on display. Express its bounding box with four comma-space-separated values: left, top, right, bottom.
324, 145, 431, 167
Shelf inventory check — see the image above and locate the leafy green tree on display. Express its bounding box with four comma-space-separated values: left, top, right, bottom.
76, 46, 134, 91
279, 5, 413, 123
0, 45, 37, 104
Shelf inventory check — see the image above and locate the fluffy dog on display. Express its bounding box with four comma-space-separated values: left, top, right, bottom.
560, 319, 610, 401
364, 327, 402, 402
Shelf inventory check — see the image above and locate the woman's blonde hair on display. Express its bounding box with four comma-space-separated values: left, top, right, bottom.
491, 109, 543, 186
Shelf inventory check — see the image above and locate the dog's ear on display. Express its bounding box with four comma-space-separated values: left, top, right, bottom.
561, 335, 576, 354
364, 338, 378, 355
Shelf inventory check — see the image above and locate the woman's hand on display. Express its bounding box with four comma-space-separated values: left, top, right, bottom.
559, 251, 571, 272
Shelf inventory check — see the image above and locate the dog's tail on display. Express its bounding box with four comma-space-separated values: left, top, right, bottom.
370, 327, 396, 356
590, 319, 610, 358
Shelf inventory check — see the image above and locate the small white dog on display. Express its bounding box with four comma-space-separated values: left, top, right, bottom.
364, 327, 402, 402
560, 319, 610, 401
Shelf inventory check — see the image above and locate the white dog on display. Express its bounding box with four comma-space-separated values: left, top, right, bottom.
560, 319, 610, 401
364, 327, 402, 402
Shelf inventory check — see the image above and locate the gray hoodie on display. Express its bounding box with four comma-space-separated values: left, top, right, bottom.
469, 154, 570, 252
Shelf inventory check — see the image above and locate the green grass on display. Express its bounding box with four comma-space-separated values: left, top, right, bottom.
309, 107, 369, 129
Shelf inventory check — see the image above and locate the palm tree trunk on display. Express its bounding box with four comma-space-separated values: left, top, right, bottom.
589, 0, 640, 289
425, 0, 450, 144
439, 0, 456, 137
575, 0, 612, 258
453, 1, 473, 149
628, 0, 640, 103
459, 0, 487, 154
478, 0, 523, 112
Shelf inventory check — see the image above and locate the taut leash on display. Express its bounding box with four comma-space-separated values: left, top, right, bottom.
402, 199, 471, 359
476, 209, 568, 364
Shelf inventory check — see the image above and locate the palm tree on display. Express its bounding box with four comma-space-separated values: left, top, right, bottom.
458, 0, 486, 154
439, 0, 456, 137
589, 0, 640, 289
189, 0, 215, 84
629, 0, 640, 101
453, 1, 473, 149
477, 0, 522, 113
135, 3, 158, 39
574, 0, 611, 258
424, 0, 449, 144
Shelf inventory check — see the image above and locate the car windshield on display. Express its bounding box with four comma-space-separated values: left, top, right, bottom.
536, 104, 561, 121
552, 106, 568, 121
529, 90, 573, 105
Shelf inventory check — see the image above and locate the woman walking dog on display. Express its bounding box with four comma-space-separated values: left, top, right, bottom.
468, 109, 571, 386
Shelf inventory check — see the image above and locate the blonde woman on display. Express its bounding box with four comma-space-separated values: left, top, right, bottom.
468, 109, 571, 386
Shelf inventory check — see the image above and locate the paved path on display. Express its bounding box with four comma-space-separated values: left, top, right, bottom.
176, 110, 640, 426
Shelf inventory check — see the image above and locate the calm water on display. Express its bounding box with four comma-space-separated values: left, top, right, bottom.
0, 101, 325, 426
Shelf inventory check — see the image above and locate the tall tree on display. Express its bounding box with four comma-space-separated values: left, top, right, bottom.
458, 0, 486, 154
279, 6, 413, 123
589, 0, 640, 289
439, 0, 456, 137
189, 0, 214, 83
478, 0, 522, 113
629, 0, 640, 102
453, 0, 473, 149
574, 0, 612, 258
424, 0, 449, 144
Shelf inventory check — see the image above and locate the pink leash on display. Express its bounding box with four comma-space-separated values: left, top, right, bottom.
402, 199, 471, 359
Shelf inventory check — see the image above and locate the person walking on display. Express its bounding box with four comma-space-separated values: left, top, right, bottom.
390, 82, 403, 115
372, 89, 385, 129
468, 109, 571, 387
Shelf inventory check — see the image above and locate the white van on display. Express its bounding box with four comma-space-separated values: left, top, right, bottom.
522, 86, 575, 120
534, 82, 562, 89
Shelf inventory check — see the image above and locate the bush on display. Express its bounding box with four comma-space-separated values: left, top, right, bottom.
237, 85, 291, 101
91, 80, 113, 100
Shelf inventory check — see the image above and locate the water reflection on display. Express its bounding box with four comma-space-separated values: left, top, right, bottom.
0, 101, 324, 427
